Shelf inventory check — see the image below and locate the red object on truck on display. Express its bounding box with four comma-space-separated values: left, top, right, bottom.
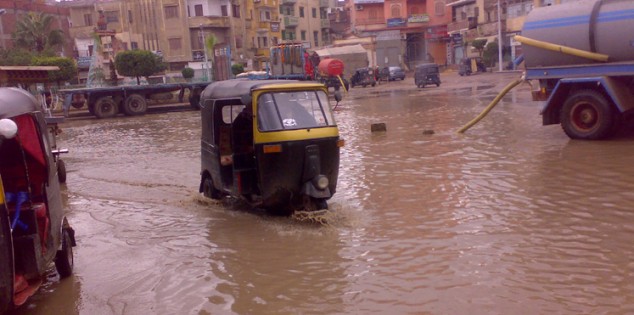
318, 58, 344, 77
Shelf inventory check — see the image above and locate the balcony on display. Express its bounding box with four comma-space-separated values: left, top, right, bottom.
188, 16, 230, 29
319, 0, 329, 7
284, 15, 299, 27
447, 17, 477, 33
281, 0, 297, 5
254, 0, 277, 8
320, 19, 330, 29
478, 21, 505, 36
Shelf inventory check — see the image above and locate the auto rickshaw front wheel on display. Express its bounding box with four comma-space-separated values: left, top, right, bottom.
202, 176, 222, 200
55, 227, 74, 278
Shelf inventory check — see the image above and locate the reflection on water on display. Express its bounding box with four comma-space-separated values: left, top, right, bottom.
19, 74, 634, 314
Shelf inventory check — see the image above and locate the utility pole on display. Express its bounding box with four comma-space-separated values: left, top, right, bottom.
497, 0, 503, 72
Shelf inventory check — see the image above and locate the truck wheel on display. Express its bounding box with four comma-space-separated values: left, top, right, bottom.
189, 88, 202, 110
123, 94, 147, 116
54, 228, 74, 278
202, 176, 222, 200
560, 89, 615, 140
94, 97, 118, 119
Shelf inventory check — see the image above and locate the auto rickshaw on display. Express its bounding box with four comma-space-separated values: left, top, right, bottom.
199, 79, 344, 215
414, 63, 441, 88
458, 57, 487, 76
0, 87, 76, 312
350, 67, 376, 88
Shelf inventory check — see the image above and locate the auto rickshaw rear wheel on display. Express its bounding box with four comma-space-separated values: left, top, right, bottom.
203, 176, 222, 200
55, 228, 74, 278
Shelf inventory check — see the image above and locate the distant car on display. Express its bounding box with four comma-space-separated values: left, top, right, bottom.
382, 66, 406, 81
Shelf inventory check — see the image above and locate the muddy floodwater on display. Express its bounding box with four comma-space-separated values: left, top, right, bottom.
11, 72, 634, 314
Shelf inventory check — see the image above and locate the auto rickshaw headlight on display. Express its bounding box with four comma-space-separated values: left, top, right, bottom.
313, 175, 329, 190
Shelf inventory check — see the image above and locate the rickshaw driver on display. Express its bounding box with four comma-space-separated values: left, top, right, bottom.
231, 101, 255, 169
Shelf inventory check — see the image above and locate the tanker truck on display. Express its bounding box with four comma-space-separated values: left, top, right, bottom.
267, 43, 350, 91
519, 0, 634, 140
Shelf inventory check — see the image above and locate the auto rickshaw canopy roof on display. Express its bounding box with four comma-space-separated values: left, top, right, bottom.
201, 79, 328, 101
0, 87, 40, 119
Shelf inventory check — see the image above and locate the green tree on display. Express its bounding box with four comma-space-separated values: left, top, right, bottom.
483, 41, 499, 67
231, 63, 244, 77
204, 34, 217, 80
0, 48, 34, 66
114, 50, 166, 85
471, 39, 488, 57
12, 12, 65, 54
32, 56, 78, 86
181, 67, 194, 80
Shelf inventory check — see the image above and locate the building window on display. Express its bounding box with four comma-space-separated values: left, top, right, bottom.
232, 5, 240, 18
105, 11, 119, 23
195, 4, 203, 17
122, 42, 128, 50
391, 5, 402, 18
313, 31, 318, 47
221, 5, 228, 17
301, 30, 306, 41
260, 10, 271, 21
299, 7, 304, 18
434, 1, 445, 16
128, 10, 133, 23
131, 42, 138, 50
169, 38, 182, 51
312, 8, 317, 18
369, 9, 378, 20
272, 37, 278, 45
84, 13, 93, 26
236, 36, 243, 48
165, 6, 179, 19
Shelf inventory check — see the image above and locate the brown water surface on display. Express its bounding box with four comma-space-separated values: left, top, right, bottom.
10, 73, 634, 314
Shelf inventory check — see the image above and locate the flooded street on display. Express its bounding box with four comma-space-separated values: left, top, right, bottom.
12, 72, 634, 314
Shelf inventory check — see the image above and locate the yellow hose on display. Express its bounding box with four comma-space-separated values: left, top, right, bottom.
336, 75, 348, 93
457, 78, 524, 134
514, 35, 609, 62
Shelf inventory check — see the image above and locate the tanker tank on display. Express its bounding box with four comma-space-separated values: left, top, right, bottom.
521, 0, 634, 68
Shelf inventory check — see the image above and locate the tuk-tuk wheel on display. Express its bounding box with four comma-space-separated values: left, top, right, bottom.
55, 228, 74, 278
202, 177, 222, 200
57, 159, 67, 183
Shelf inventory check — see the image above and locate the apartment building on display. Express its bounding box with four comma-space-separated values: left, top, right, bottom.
244, 0, 281, 71
61, 0, 242, 81
279, 0, 333, 48
343, 0, 452, 70
447, 0, 580, 66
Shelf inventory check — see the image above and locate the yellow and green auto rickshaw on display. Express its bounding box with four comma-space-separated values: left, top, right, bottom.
199, 79, 344, 215
0, 87, 76, 312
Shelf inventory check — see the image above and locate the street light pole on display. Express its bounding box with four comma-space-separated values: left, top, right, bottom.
497, 0, 503, 72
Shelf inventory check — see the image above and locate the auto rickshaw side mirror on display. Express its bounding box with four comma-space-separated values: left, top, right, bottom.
0, 118, 18, 140
334, 90, 343, 103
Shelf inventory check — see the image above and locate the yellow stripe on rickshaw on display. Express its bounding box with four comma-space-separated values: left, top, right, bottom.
254, 127, 339, 144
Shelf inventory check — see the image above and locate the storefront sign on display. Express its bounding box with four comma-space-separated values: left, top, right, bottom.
408, 14, 430, 23
387, 18, 406, 28
270, 22, 280, 32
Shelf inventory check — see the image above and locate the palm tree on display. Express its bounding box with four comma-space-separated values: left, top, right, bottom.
12, 12, 65, 54
205, 34, 217, 81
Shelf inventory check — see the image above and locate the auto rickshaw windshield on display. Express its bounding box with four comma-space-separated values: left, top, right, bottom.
257, 90, 335, 131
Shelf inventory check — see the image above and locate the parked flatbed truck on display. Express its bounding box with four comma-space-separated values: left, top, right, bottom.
59, 82, 211, 119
